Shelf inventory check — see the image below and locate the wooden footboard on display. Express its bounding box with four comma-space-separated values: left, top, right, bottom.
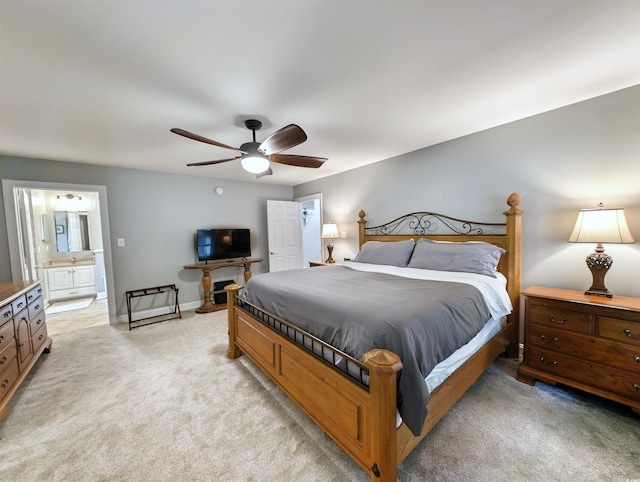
226, 284, 511, 481
226, 285, 402, 480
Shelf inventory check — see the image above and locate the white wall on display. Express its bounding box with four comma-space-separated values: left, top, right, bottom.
294, 86, 640, 298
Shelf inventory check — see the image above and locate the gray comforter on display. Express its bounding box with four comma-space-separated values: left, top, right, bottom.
241, 265, 492, 436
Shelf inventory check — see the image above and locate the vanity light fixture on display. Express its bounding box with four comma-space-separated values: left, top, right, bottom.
568, 203, 635, 297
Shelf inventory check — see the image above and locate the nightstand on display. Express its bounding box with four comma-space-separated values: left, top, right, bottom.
309, 260, 335, 267
517, 286, 640, 414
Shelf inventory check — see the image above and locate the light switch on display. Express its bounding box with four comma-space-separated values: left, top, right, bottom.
117, 238, 125, 247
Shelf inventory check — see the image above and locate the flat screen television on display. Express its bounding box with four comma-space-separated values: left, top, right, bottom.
196, 228, 251, 262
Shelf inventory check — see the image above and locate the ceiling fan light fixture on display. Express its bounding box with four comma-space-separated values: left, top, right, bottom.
241, 155, 270, 174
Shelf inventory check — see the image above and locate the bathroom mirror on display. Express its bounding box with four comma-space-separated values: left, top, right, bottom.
54, 211, 91, 252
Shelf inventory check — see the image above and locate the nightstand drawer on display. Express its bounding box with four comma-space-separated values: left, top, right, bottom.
527, 346, 640, 402
529, 303, 593, 334
600, 317, 640, 347
528, 324, 640, 372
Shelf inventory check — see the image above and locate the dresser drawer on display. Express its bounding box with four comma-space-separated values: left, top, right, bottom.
11, 295, 27, 316
528, 303, 593, 334
28, 310, 46, 337
31, 322, 48, 353
25, 284, 43, 305
0, 304, 12, 322
0, 339, 17, 369
527, 346, 640, 402
600, 317, 640, 347
0, 357, 19, 401
28, 296, 44, 320
0, 319, 15, 353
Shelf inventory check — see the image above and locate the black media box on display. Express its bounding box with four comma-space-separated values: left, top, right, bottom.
213, 280, 234, 305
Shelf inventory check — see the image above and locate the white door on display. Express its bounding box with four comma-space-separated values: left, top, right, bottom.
267, 200, 302, 272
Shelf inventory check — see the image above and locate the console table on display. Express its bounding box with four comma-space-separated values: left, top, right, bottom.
183, 258, 263, 313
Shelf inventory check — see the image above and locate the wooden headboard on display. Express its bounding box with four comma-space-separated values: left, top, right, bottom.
357, 193, 524, 358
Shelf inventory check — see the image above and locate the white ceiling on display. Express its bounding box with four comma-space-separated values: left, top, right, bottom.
1, 1, 639, 186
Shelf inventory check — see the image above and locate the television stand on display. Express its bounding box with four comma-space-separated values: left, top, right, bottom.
183, 258, 263, 313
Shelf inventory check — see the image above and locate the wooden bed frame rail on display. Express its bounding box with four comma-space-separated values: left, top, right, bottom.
226, 193, 523, 481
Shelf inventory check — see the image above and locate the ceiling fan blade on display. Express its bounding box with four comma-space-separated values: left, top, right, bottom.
269, 153, 327, 168
255, 167, 273, 179
258, 124, 307, 155
186, 156, 242, 167
171, 128, 246, 153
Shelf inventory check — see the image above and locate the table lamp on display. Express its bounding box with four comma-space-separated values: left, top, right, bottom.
568, 203, 635, 297
321, 223, 339, 263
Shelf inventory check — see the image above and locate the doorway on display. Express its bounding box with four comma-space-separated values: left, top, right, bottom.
2, 179, 117, 325
296, 193, 323, 267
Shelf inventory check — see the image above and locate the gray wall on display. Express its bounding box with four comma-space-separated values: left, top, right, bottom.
294, 85, 640, 298
0, 156, 293, 316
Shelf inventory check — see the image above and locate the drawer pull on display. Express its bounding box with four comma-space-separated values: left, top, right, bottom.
635, 356, 640, 364
3, 312, 9, 318
0, 335, 3, 343
540, 335, 558, 344
624, 329, 640, 340
539, 357, 557, 366
0, 356, 6, 364
34, 304, 40, 310
634, 384, 640, 392
1, 379, 8, 388
548, 315, 567, 324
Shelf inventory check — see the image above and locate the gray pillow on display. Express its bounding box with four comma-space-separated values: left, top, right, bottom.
354, 239, 415, 267
407, 238, 505, 277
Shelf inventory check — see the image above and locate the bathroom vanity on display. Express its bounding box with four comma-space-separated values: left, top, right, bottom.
44, 258, 97, 302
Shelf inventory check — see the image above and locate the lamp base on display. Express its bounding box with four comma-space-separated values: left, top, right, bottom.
583, 246, 613, 297
325, 244, 335, 264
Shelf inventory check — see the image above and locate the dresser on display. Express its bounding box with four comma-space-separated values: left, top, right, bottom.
517, 286, 640, 414
0, 281, 53, 420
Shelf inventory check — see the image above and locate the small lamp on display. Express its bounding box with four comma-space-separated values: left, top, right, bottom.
321, 223, 339, 263
568, 203, 635, 297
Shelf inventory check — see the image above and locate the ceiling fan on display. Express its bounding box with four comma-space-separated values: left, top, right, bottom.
171, 119, 327, 178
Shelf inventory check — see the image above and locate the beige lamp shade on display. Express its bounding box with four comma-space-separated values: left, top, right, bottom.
321, 223, 339, 239
568, 206, 635, 244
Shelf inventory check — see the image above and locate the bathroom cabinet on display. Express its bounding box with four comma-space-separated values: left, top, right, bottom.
46, 264, 97, 301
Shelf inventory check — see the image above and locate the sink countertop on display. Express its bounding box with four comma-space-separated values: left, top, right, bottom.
43, 258, 95, 267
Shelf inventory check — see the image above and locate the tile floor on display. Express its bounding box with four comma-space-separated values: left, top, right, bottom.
45, 297, 110, 336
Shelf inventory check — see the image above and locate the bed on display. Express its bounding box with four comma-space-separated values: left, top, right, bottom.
225, 193, 523, 481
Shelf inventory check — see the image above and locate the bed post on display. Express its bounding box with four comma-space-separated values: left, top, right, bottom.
503, 193, 523, 358
358, 210, 367, 250
363, 349, 403, 482
225, 283, 243, 359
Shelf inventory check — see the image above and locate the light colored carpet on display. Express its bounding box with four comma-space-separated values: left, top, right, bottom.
45, 297, 94, 315
1, 309, 638, 481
